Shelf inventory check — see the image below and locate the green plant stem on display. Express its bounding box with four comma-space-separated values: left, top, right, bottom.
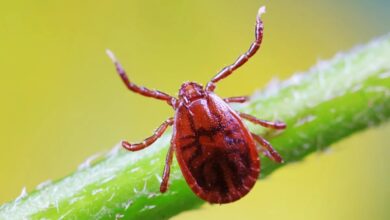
1, 34, 390, 220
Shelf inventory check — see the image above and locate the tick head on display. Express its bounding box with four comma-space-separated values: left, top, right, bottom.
178, 82, 205, 103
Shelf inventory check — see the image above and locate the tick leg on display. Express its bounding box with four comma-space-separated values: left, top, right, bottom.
251, 132, 283, 163
206, 6, 266, 92
160, 142, 175, 193
122, 118, 174, 151
223, 96, 249, 103
239, 113, 286, 130
106, 50, 177, 107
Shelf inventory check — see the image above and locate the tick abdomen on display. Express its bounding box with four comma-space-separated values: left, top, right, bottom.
173, 94, 260, 203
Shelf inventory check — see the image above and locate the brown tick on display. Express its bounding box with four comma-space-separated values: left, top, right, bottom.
107, 6, 286, 204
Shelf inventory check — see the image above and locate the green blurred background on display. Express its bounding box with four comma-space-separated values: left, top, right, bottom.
0, 0, 389, 219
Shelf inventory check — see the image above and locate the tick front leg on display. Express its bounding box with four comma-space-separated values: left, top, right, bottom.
160, 142, 175, 193
106, 50, 177, 107
251, 132, 283, 163
206, 6, 266, 92
239, 113, 286, 129
223, 96, 249, 103
122, 118, 174, 151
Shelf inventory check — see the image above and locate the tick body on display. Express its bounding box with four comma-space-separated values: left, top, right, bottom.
173, 89, 260, 203
107, 6, 286, 204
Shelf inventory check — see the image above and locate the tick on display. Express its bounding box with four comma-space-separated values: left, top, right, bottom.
107, 6, 285, 204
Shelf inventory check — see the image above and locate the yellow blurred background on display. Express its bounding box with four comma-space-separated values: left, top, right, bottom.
0, 0, 389, 219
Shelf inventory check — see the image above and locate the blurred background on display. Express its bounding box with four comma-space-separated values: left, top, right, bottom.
0, 0, 389, 219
